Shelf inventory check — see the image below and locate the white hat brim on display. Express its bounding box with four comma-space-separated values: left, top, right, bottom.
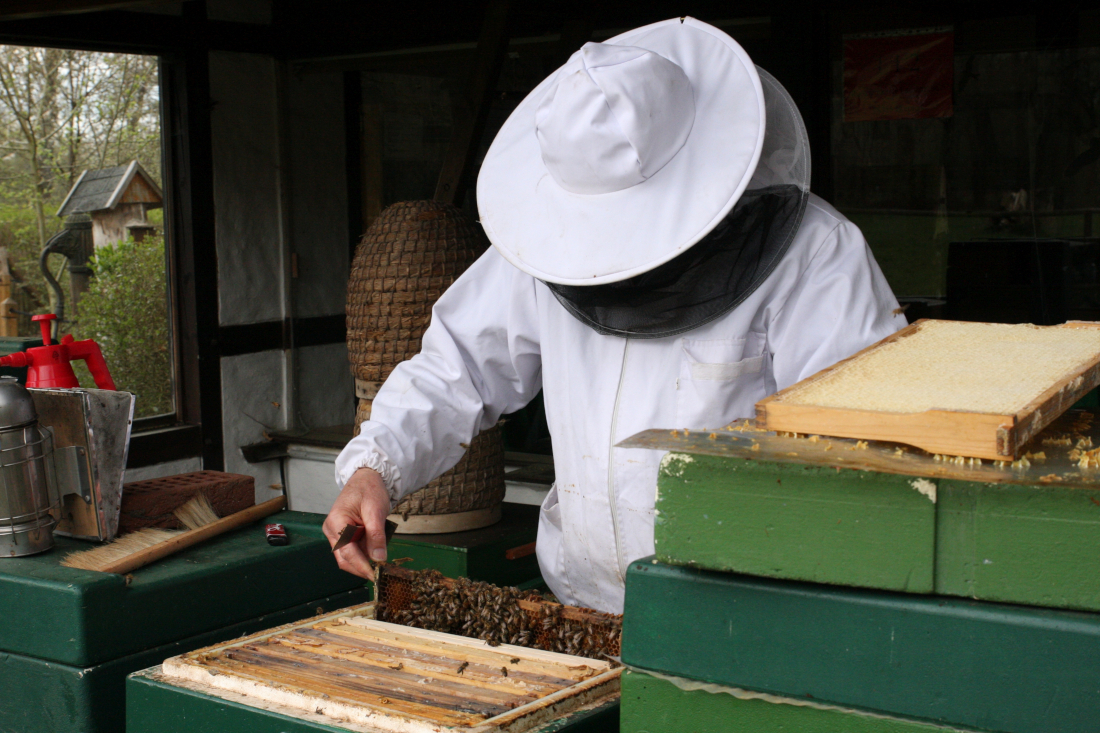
476, 17, 765, 286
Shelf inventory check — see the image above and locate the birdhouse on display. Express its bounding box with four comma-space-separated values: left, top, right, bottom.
55, 160, 163, 249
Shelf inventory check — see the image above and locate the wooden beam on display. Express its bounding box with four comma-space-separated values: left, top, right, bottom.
0, 0, 159, 21
343, 71, 364, 256
433, 0, 511, 206
160, 0, 224, 470
360, 102, 384, 232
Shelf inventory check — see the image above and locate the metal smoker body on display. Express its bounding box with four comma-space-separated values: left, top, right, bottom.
0, 377, 58, 556
0, 380, 134, 557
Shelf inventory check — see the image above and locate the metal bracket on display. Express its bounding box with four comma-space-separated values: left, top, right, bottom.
55, 445, 92, 504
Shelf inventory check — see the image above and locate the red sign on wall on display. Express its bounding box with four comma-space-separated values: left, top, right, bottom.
843, 28, 954, 122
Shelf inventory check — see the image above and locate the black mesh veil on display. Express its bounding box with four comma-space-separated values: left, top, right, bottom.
546, 68, 811, 338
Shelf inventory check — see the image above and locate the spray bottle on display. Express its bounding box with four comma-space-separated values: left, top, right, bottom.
0, 314, 116, 389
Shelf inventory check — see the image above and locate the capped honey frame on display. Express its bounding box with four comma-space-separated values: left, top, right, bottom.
756, 320, 1100, 461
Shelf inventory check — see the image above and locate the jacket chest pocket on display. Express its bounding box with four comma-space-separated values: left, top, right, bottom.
675, 333, 769, 430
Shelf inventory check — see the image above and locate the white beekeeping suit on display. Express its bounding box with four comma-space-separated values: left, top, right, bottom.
334, 17, 904, 613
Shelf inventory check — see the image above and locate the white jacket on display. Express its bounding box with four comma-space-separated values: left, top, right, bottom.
336, 195, 905, 613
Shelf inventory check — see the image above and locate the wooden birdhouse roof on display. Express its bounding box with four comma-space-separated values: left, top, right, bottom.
56, 160, 163, 218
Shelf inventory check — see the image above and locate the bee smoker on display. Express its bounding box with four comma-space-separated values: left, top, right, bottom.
0, 377, 60, 556
0, 379, 134, 557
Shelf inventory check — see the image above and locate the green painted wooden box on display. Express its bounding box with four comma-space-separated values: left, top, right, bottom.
622, 558, 1100, 733
652, 450, 1100, 611
620, 670, 974, 733
0, 511, 368, 667
0, 511, 372, 733
0, 588, 369, 733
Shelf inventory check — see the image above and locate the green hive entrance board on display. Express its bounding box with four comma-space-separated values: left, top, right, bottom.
621, 558, 1100, 733
0, 588, 371, 733
625, 416, 1100, 612
126, 667, 620, 733
619, 670, 975, 733
0, 511, 369, 667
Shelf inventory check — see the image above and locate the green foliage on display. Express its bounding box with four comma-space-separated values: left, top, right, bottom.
0, 45, 161, 333
78, 235, 170, 418
0, 203, 56, 306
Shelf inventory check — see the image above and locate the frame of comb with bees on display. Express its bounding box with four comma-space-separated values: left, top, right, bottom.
375, 565, 622, 661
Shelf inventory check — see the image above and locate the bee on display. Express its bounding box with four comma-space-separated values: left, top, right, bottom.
501, 666, 508, 677
510, 657, 520, 664
457, 661, 469, 675
487, 638, 501, 647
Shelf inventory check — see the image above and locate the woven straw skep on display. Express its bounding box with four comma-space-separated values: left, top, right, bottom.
347, 200, 486, 384
348, 201, 504, 519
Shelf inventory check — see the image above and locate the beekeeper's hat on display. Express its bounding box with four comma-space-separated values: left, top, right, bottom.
477, 16, 810, 287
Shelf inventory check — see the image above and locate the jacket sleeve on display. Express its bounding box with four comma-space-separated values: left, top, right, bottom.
768, 218, 906, 389
335, 248, 544, 501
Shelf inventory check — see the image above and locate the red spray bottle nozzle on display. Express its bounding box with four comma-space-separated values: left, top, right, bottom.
32, 313, 56, 346
0, 314, 116, 390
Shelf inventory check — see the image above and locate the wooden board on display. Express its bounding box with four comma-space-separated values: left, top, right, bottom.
756, 320, 1100, 460
161, 602, 620, 733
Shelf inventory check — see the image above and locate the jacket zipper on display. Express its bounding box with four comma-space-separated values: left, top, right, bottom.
607, 339, 630, 582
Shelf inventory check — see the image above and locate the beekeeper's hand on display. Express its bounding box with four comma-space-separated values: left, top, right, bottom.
324, 467, 391, 581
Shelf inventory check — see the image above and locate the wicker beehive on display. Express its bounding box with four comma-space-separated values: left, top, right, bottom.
347, 201, 505, 533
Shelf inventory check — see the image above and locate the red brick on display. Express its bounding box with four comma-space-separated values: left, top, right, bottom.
119, 471, 255, 533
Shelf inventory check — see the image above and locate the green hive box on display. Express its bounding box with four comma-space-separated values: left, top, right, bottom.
653, 451, 1100, 611
387, 502, 541, 589
0, 511, 372, 733
622, 558, 1100, 733
0, 588, 369, 733
620, 670, 975, 733
126, 667, 619, 733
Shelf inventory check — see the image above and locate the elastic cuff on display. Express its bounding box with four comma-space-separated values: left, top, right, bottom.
337, 453, 402, 502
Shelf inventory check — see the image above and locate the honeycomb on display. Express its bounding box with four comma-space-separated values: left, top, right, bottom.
376, 566, 622, 660
781, 320, 1100, 415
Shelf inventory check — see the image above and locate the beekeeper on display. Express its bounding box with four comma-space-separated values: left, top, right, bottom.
325, 17, 904, 614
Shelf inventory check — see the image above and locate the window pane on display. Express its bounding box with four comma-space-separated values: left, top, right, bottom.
831, 17, 1100, 327
0, 46, 172, 418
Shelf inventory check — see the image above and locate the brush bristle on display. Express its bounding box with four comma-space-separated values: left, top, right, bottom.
61, 529, 182, 571
61, 494, 221, 573
174, 492, 219, 530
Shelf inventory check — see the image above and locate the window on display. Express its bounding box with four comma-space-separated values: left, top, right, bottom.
0, 45, 174, 420
830, 13, 1100, 325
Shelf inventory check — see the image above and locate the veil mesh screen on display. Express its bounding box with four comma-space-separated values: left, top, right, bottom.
546, 184, 807, 338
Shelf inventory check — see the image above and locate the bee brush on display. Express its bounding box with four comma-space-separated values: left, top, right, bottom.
62, 494, 286, 574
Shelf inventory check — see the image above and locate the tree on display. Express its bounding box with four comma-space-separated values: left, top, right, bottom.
77, 234, 170, 418
0, 46, 161, 327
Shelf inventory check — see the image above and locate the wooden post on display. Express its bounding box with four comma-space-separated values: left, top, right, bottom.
0, 248, 16, 337
433, 0, 511, 205
361, 102, 384, 231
